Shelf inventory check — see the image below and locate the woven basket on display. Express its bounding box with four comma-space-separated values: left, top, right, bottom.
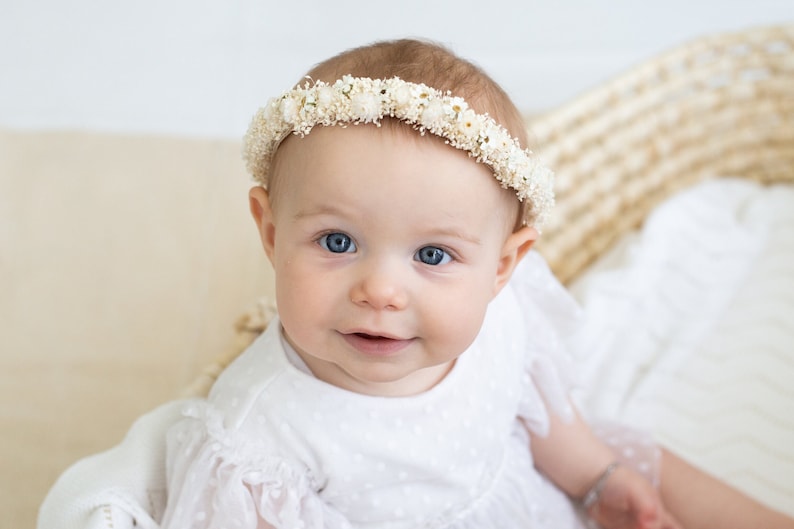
183, 24, 794, 397
531, 23, 794, 284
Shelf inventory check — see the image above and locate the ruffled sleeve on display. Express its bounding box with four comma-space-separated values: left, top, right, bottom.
161, 402, 352, 529
512, 251, 583, 436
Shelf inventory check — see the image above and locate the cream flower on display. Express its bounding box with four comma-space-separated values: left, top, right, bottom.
279, 97, 299, 124
420, 98, 446, 127
315, 86, 335, 109
391, 83, 413, 108
457, 109, 481, 140
448, 97, 468, 116
350, 92, 382, 123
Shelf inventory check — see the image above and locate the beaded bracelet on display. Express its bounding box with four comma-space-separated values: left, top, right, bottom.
581, 462, 620, 509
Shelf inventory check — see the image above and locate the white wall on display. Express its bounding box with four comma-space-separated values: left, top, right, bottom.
1, 0, 791, 139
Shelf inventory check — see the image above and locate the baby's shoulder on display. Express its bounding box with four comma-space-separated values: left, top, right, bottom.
204, 322, 296, 426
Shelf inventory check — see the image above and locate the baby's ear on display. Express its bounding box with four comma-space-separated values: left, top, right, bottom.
493, 226, 537, 296
249, 186, 276, 263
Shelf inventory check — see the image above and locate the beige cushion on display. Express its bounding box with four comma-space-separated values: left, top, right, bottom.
0, 129, 274, 528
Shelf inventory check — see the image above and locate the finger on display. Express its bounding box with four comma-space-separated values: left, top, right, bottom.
660, 511, 684, 529
639, 509, 662, 529
632, 492, 661, 529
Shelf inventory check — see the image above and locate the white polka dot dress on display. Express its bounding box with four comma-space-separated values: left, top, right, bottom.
160, 253, 659, 529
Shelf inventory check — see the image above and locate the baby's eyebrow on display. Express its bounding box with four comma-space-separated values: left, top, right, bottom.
291, 203, 350, 221
427, 226, 482, 246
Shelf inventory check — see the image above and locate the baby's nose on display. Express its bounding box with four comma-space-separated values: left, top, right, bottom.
350, 261, 409, 311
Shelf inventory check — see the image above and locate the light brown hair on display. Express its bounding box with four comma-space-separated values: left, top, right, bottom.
305, 39, 528, 147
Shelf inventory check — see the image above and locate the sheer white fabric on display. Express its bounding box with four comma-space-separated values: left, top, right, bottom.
160, 251, 658, 529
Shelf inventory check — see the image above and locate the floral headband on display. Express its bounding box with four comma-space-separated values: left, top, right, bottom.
243, 75, 554, 227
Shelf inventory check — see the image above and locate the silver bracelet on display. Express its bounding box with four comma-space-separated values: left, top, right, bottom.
581, 462, 619, 509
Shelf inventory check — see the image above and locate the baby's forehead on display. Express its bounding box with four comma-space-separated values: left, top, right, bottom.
271, 122, 520, 226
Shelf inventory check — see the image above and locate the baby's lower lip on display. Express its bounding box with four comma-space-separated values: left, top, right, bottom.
342, 333, 414, 356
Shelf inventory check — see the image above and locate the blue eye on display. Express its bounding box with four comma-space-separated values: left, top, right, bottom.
319, 232, 356, 253
415, 246, 452, 266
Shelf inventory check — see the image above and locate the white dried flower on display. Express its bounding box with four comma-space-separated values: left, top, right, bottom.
391, 83, 413, 107
420, 98, 446, 127
350, 92, 382, 123
279, 97, 299, 123
457, 109, 481, 140
316, 86, 335, 109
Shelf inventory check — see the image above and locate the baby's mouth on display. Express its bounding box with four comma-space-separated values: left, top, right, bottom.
355, 332, 387, 340
342, 331, 414, 356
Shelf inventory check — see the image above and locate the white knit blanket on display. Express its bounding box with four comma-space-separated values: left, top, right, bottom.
569, 178, 794, 517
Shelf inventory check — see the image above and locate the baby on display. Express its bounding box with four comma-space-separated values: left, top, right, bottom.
159, 39, 793, 529
40, 39, 794, 529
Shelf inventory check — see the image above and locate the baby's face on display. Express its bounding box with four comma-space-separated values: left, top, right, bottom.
256, 124, 531, 396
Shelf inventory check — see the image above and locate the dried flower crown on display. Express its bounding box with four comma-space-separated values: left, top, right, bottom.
244, 75, 554, 226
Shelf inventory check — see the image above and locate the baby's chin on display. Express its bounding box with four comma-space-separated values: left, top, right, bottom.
341, 359, 458, 398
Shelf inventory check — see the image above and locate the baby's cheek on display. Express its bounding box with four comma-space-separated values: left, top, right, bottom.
428, 300, 488, 355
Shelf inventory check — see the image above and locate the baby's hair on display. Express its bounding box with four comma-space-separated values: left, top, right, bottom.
305, 39, 529, 148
